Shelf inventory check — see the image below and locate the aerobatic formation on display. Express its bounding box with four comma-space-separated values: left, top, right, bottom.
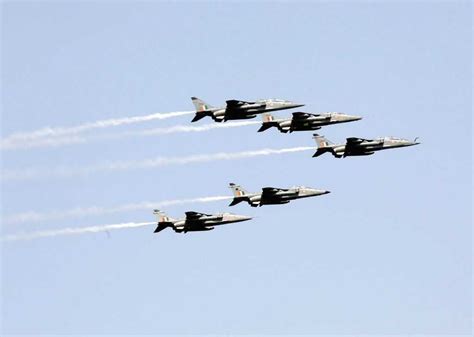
0, 96, 420, 241
151, 97, 419, 234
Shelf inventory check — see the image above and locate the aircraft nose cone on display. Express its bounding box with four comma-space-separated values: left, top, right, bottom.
405, 139, 420, 146
233, 215, 253, 222
341, 114, 362, 122
291, 103, 305, 108
285, 102, 304, 108
307, 189, 330, 196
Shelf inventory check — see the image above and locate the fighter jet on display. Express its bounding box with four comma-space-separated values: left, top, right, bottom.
312, 134, 420, 158
191, 97, 304, 122
258, 112, 362, 133
229, 183, 330, 207
152, 209, 252, 234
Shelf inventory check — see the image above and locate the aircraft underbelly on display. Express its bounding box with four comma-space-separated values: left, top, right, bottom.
293, 123, 321, 131
262, 193, 297, 204
186, 227, 214, 232
347, 144, 382, 155
382, 144, 410, 150
261, 199, 290, 205
225, 113, 256, 120
363, 144, 383, 151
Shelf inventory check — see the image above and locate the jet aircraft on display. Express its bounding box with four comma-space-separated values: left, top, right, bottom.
258, 112, 362, 133
191, 97, 304, 122
229, 183, 330, 207
153, 209, 252, 234
312, 134, 420, 158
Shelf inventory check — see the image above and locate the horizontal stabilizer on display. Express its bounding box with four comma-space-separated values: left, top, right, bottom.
312, 148, 340, 158
154, 224, 169, 233
258, 123, 278, 132
191, 112, 208, 122
312, 149, 327, 157
229, 197, 247, 206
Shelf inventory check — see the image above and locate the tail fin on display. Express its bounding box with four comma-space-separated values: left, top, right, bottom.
313, 134, 333, 148
191, 97, 216, 122
257, 113, 278, 132
229, 183, 249, 206
312, 134, 335, 157
229, 183, 247, 197
262, 113, 275, 123
153, 209, 174, 233
191, 97, 214, 112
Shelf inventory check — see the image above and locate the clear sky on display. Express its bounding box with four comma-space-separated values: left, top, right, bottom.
1, 1, 472, 336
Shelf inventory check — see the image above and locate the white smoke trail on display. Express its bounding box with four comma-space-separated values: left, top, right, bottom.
0, 110, 194, 150
0, 136, 87, 150
1, 121, 261, 150
128, 120, 260, 136
1, 221, 155, 242
4, 196, 232, 225
1, 146, 314, 181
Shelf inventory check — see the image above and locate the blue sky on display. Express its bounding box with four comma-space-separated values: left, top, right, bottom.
1, 1, 472, 335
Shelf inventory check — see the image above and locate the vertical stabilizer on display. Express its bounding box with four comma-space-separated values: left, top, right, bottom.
262, 113, 275, 123
258, 113, 279, 132
191, 97, 214, 112
153, 209, 175, 233
312, 134, 337, 157
313, 134, 333, 148
229, 183, 247, 197
228, 183, 250, 206
191, 97, 216, 122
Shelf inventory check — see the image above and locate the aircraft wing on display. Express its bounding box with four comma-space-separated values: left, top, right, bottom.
345, 137, 379, 155
346, 137, 373, 146
292, 112, 318, 120
261, 187, 288, 196
185, 211, 211, 221
226, 99, 255, 108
